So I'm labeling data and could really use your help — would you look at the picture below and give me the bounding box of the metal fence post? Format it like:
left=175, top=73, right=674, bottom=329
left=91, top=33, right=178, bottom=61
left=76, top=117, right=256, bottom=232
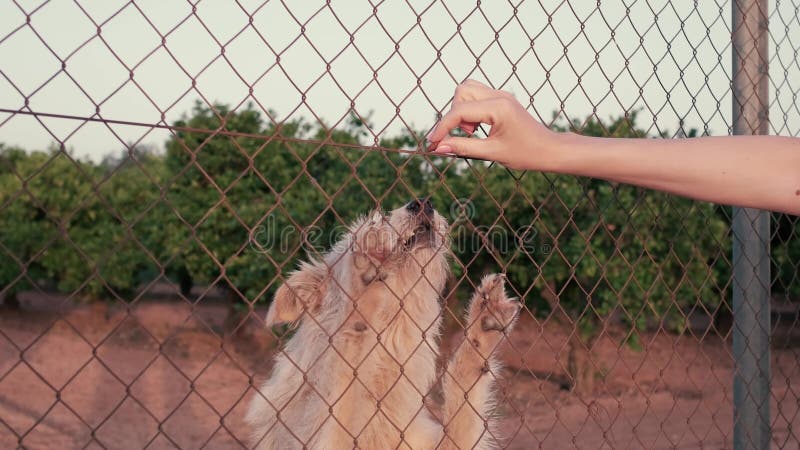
left=731, top=1, right=771, bottom=449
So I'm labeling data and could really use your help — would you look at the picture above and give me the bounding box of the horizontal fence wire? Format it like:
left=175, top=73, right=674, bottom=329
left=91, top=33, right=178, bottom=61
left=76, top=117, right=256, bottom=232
left=0, top=108, right=436, bottom=157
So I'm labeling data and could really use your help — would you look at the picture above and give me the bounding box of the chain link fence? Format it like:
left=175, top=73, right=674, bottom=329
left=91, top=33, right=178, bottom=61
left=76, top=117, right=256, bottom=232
left=0, top=0, right=798, bottom=448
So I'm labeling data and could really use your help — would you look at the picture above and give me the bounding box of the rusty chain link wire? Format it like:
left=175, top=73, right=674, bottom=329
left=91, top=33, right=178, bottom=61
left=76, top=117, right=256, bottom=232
left=0, top=0, right=798, bottom=448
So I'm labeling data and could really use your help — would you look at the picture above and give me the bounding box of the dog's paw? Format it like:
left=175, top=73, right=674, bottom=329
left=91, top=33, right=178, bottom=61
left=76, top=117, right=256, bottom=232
left=466, top=274, right=520, bottom=349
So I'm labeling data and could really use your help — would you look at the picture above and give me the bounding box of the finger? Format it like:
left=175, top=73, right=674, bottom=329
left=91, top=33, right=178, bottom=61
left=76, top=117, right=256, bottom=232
left=453, top=79, right=496, bottom=103
left=461, top=79, right=489, bottom=88
left=448, top=84, right=488, bottom=136
left=427, top=98, right=504, bottom=143
left=427, top=81, right=513, bottom=144
left=458, top=80, right=515, bottom=103
left=459, top=122, right=478, bottom=135
left=433, top=136, right=494, bottom=160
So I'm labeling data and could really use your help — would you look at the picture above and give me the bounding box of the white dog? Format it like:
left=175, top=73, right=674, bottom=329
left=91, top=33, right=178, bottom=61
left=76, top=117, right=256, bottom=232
left=246, top=199, right=519, bottom=449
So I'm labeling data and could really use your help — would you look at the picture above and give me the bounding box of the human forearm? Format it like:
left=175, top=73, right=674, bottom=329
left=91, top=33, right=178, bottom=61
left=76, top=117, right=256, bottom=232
left=552, top=133, right=800, bottom=215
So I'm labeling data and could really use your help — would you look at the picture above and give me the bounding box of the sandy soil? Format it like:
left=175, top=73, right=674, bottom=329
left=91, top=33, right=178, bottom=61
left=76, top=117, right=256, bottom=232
left=0, top=290, right=798, bottom=449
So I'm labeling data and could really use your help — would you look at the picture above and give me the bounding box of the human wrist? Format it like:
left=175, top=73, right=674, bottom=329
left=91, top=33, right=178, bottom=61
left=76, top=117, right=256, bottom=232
left=539, top=131, right=586, bottom=174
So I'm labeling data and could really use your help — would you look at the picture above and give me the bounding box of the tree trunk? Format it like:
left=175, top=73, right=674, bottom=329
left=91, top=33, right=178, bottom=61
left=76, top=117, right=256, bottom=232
left=541, top=280, right=598, bottom=395
left=1, top=291, right=20, bottom=309
left=566, top=331, right=596, bottom=396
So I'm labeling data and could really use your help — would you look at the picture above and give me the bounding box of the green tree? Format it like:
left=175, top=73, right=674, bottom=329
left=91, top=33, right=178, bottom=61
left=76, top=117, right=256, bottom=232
left=0, top=146, right=54, bottom=305
left=163, top=102, right=283, bottom=318
left=0, top=144, right=160, bottom=302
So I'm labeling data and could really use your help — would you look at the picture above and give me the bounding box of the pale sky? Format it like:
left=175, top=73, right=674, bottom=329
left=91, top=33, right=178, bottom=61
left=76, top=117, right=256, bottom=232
left=1, top=0, right=798, bottom=162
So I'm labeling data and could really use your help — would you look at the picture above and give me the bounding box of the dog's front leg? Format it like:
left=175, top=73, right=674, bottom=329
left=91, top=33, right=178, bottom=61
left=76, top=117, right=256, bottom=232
left=439, top=274, right=520, bottom=450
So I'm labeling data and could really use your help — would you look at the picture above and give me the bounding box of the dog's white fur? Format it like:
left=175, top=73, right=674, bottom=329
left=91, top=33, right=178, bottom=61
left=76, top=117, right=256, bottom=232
left=246, top=204, right=519, bottom=449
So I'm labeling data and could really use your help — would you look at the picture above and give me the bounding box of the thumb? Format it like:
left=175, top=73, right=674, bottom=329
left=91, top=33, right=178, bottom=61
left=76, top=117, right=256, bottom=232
left=434, top=136, right=494, bottom=160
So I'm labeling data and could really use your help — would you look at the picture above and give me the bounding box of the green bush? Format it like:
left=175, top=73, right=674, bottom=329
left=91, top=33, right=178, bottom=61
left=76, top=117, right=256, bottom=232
left=0, top=145, right=161, bottom=300
left=773, top=213, right=800, bottom=299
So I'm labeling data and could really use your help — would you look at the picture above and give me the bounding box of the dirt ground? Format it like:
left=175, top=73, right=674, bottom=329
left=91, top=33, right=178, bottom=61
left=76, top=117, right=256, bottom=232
left=0, top=289, right=798, bottom=450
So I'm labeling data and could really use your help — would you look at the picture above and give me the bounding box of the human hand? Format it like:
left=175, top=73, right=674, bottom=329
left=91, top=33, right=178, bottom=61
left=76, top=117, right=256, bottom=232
left=426, top=80, right=563, bottom=171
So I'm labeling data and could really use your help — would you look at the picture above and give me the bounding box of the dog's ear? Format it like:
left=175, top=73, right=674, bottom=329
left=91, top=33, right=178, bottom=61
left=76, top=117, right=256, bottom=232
left=265, top=261, right=327, bottom=327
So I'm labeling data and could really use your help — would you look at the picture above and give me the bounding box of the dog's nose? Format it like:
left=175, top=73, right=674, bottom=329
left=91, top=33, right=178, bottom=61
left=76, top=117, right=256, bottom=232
left=406, top=197, right=434, bottom=216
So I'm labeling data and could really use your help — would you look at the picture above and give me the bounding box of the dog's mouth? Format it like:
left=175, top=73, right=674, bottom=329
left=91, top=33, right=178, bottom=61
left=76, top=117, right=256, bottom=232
left=402, top=221, right=434, bottom=250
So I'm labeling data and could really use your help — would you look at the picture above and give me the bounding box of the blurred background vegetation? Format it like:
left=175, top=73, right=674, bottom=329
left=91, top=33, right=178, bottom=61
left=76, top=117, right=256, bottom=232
left=1, top=103, right=798, bottom=392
